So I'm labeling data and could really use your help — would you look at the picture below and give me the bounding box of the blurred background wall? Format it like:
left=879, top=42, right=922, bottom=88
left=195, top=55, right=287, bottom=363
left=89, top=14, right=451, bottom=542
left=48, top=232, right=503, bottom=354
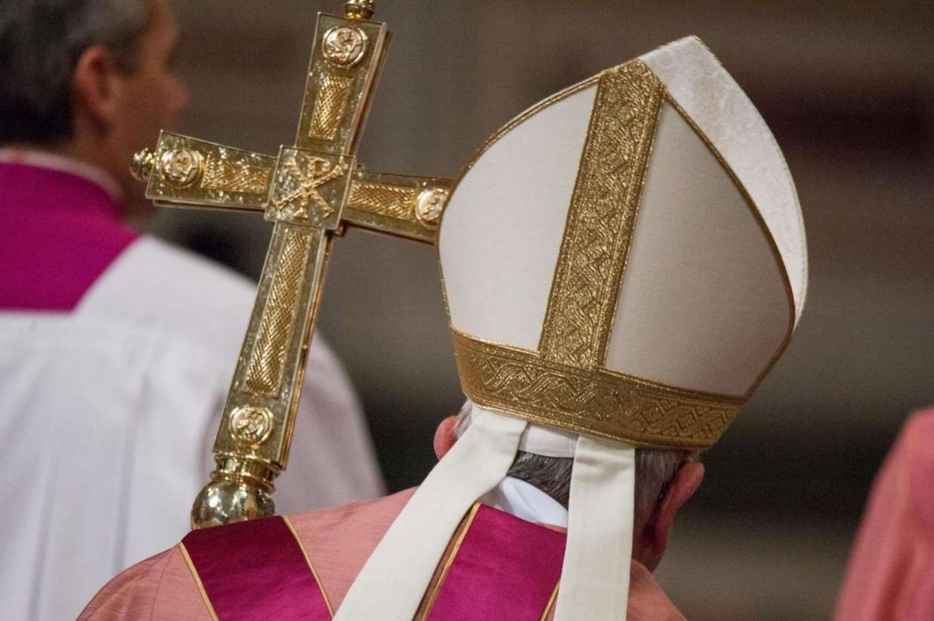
left=150, top=1, right=934, bottom=618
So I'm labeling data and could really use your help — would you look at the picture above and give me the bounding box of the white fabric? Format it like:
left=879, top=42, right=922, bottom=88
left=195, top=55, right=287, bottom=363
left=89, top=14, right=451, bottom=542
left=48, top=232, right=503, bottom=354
left=480, top=476, right=569, bottom=528
left=553, top=437, right=636, bottom=621
left=641, top=37, right=808, bottom=323
left=334, top=407, right=527, bottom=621
left=0, top=236, right=384, bottom=621
left=605, top=103, right=791, bottom=396
left=441, top=86, right=597, bottom=350
left=520, top=423, right=578, bottom=458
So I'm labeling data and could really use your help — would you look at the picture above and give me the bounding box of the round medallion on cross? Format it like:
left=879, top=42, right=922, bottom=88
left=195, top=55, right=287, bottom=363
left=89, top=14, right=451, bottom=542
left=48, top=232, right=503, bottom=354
left=229, top=406, right=275, bottom=447
left=415, top=187, right=448, bottom=229
left=322, top=26, right=369, bottom=69
left=159, top=148, right=204, bottom=188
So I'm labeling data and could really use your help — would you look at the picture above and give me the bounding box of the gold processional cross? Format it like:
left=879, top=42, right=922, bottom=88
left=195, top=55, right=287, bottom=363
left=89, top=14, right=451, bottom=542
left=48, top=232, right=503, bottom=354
left=131, top=0, right=451, bottom=529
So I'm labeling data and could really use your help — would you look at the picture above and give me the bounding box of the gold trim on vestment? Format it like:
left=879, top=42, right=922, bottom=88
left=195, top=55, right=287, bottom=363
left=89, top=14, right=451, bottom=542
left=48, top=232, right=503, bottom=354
left=539, top=60, right=664, bottom=370
left=282, top=516, right=336, bottom=617
left=414, top=503, right=481, bottom=620
left=540, top=582, right=560, bottom=621
left=178, top=543, right=221, bottom=621
left=454, top=330, right=742, bottom=449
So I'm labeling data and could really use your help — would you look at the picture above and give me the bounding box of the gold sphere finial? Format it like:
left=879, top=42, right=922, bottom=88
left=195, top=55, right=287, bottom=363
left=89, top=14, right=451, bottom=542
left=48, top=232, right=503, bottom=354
left=344, top=0, right=374, bottom=20
left=130, top=148, right=155, bottom=182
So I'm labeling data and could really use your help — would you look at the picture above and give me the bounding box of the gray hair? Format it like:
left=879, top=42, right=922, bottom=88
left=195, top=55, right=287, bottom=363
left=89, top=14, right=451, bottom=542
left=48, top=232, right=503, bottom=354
left=454, top=404, right=694, bottom=527
left=0, top=0, right=151, bottom=144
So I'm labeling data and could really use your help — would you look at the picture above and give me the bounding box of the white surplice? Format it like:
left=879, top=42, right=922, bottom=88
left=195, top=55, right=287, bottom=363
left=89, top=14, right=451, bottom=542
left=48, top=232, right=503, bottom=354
left=0, top=231, right=384, bottom=621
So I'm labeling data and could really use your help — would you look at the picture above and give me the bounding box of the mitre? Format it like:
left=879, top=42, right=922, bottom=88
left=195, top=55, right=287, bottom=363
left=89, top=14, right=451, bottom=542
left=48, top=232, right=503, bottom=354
left=335, top=35, right=806, bottom=621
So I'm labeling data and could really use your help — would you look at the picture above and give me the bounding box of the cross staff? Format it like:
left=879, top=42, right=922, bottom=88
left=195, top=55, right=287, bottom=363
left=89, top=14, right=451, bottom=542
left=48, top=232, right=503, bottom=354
left=131, top=0, right=451, bottom=529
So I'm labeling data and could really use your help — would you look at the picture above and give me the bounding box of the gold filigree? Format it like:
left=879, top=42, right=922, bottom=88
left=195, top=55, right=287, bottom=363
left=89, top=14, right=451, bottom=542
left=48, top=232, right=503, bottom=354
left=242, top=229, right=313, bottom=397
left=454, top=331, right=742, bottom=449
left=269, top=150, right=348, bottom=226
left=310, top=72, right=354, bottom=141
left=201, top=157, right=272, bottom=195
left=348, top=182, right=417, bottom=219
left=538, top=60, right=665, bottom=370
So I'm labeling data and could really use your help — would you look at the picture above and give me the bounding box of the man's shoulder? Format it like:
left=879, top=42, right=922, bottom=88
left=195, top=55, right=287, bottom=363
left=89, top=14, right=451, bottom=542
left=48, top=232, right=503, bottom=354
left=79, top=546, right=208, bottom=621
left=287, top=487, right=416, bottom=542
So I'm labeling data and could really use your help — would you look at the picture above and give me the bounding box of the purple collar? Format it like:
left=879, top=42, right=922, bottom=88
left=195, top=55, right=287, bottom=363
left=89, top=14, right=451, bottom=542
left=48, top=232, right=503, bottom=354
left=0, top=163, right=138, bottom=311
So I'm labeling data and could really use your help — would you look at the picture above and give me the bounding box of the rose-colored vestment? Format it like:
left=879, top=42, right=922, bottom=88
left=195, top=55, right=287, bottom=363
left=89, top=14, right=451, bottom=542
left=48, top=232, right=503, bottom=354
left=834, top=408, right=934, bottom=620
left=81, top=489, right=685, bottom=620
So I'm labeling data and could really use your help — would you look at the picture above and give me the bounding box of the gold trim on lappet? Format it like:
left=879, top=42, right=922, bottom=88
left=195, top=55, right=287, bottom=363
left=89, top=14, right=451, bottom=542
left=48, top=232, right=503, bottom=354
left=538, top=61, right=664, bottom=370
left=282, top=516, right=336, bottom=617
left=179, top=543, right=221, bottom=621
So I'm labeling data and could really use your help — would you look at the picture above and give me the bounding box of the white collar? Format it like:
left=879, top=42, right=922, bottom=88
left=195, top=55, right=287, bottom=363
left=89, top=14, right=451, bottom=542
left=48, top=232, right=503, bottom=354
left=480, top=476, right=568, bottom=528
left=0, top=148, right=123, bottom=203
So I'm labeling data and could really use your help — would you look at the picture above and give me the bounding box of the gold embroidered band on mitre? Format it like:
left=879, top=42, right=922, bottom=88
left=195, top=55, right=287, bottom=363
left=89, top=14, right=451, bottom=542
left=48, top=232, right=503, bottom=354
left=452, top=60, right=745, bottom=449
left=454, top=331, right=742, bottom=449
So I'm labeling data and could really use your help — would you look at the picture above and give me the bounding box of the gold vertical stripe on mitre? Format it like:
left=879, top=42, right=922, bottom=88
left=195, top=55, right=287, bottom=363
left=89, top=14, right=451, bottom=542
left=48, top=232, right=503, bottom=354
left=242, top=228, right=314, bottom=397
left=538, top=60, right=665, bottom=371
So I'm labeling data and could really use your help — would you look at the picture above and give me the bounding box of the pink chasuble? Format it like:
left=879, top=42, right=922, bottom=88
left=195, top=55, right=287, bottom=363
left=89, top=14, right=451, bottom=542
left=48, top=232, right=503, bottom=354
left=179, top=504, right=565, bottom=620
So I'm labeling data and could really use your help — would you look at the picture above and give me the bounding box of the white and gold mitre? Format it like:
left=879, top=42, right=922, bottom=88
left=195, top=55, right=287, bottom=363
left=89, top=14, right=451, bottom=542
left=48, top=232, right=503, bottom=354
left=334, top=37, right=807, bottom=621
left=441, top=36, right=806, bottom=449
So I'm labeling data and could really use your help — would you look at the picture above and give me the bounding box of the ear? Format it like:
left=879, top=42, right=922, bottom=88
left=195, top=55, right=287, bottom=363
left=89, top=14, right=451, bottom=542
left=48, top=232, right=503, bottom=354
left=72, top=44, right=120, bottom=131
left=639, top=461, right=704, bottom=570
left=433, top=416, right=459, bottom=460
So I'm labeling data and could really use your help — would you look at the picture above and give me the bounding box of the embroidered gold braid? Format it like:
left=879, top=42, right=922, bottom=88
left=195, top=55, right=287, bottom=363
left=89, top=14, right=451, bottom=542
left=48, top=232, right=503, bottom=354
left=538, top=60, right=665, bottom=370
left=201, top=157, right=272, bottom=194
left=309, top=73, right=353, bottom=141
left=348, top=182, right=418, bottom=220
left=242, top=229, right=313, bottom=397
left=455, top=331, right=742, bottom=449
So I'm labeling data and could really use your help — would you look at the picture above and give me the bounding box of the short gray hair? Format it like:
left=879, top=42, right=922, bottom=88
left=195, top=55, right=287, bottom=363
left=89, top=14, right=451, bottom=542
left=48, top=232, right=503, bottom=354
left=0, top=0, right=151, bottom=144
left=454, top=405, right=694, bottom=526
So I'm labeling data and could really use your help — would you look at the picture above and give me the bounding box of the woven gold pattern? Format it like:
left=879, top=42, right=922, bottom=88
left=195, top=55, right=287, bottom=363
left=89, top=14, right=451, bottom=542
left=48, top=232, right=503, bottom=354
left=348, top=182, right=417, bottom=219
left=242, top=229, right=313, bottom=397
left=539, top=60, right=665, bottom=370
left=310, top=73, right=354, bottom=141
left=202, top=156, right=272, bottom=195
left=454, top=331, right=742, bottom=449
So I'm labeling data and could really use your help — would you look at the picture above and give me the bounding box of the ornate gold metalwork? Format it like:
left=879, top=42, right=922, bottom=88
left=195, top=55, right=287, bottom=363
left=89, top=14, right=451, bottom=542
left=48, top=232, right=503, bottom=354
left=415, top=187, right=448, bottom=229
left=454, top=331, right=742, bottom=449
left=202, top=156, right=271, bottom=195
left=296, top=14, right=388, bottom=154
left=344, top=0, right=374, bottom=20
left=242, top=229, right=314, bottom=397
left=145, top=132, right=276, bottom=212
left=130, top=148, right=155, bottom=182
left=159, top=147, right=205, bottom=188
left=344, top=171, right=453, bottom=243
left=309, top=73, right=355, bottom=141
left=268, top=148, right=353, bottom=228
left=322, top=26, right=369, bottom=68
left=229, top=406, right=275, bottom=446
left=130, top=3, right=457, bottom=529
left=538, top=60, right=665, bottom=370
left=349, top=182, right=417, bottom=220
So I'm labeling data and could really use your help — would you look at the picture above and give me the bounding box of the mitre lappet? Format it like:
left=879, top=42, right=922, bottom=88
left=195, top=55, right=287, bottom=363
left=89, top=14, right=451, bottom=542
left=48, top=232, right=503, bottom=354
left=335, top=36, right=807, bottom=621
